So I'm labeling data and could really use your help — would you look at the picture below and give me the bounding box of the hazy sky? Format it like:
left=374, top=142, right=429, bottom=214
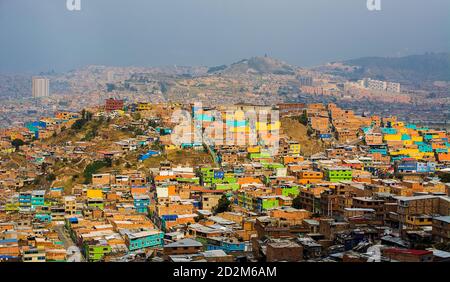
left=0, top=0, right=449, bottom=73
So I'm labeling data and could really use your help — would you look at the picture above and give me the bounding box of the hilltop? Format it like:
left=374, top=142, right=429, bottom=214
left=207, top=56, right=297, bottom=76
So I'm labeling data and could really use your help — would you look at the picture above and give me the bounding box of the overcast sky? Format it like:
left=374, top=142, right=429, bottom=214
left=0, top=0, right=448, bottom=73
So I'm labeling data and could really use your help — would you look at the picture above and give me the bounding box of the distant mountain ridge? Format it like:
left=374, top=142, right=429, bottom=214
left=341, top=53, right=450, bottom=83
left=207, top=56, right=296, bottom=75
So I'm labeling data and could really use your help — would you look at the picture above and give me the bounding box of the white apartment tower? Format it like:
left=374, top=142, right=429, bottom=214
left=32, top=77, right=50, bottom=98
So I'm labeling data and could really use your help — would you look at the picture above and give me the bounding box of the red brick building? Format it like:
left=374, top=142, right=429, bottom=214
left=105, top=98, right=124, bottom=112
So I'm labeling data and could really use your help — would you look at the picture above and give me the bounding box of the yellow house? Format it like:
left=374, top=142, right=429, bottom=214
left=87, top=189, right=103, bottom=199
left=405, top=215, right=432, bottom=227
left=289, top=143, right=301, bottom=154
left=0, top=147, right=16, bottom=154
left=411, top=136, right=423, bottom=142
left=248, top=146, right=260, bottom=153
left=256, top=122, right=268, bottom=131
left=403, top=140, right=413, bottom=146
left=137, top=102, right=152, bottom=111
left=268, top=121, right=281, bottom=130
left=164, top=144, right=178, bottom=151
left=230, top=126, right=250, bottom=133
left=384, top=134, right=402, bottom=141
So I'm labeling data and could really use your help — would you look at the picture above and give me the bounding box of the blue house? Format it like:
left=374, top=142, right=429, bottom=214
left=369, top=147, right=387, bottom=156
left=35, top=214, right=52, bottom=223
left=206, top=237, right=246, bottom=253
left=156, top=127, right=172, bottom=135
left=417, top=162, right=436, bottom=173
left=139, top=150, right=160, bottom=161
left=406, top=124, right=417, bottom=130
left=381, top=127, right=397, bottom=134
left=225, top=120, right=247, bottom=127
left=25, top=121, right=47, bottom=139
left=181, top=142, right=203, bottom=149
left=214, top=171, right=224, bottom=179
left=31, top=190, right=45, bottom=208
left=18, top=192, right=32, bottom=210
left=133, top=195, right=150, bottom=213
left=395, top=159, right=418, bottom=173
left=417, top=144, right=433, bottom=153
left=319, top=133, right=332, bottom=139
left=125, top=230, right=164, bottom=251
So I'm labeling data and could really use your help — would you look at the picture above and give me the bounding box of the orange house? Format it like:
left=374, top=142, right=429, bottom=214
left=269, top=208, right=311, bottom=225
left=237, top=177, right=262, bottom=185
left=297, top=171, right=323, bottom=185
left=154, top=175, right=177, bottom=182
left=283, top=155, right=304, bottom=165
left=131, top=187, right=148, bottom=195
left=437, top=153, right=450, bottom=162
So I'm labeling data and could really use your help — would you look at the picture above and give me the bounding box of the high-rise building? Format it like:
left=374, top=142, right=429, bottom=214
left=361, top=78, right=401, bottom=93
left=298, top=76, right=313, bottom=86
left=32, top=77, right=50, bottom=98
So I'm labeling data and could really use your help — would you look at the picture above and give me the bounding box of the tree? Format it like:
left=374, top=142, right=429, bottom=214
left=292, top=195, right=302, bottom=209
left=438, top=173, right=450, bottom=183
left=298, top=111, right=308, bottom=126
left=11, top=139, right=24, bottom=150
left=83, top=159, right=110, bottom=184
left=71, top=118, right=87, bottom=130
left=214, top=195, right=231, bottom=214
left=148, top=119, right=159, bottom=128
left=46, top=173, right=56, bottom=182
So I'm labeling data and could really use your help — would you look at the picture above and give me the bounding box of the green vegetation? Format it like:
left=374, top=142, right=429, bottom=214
left=292, top=195, right=302, bottom=209
left=297, top=111, right=308, bottom=126
left=46, top=173, right=56, bottom=182
left=214, top=195, right=231, bottom=214
left=207, top=64, right=228, bottom=74
left=151, top=139, right=164, bottom=151
left=434, top=242, right=450, bottom=252
left=71, top=109, right=93, bottom=131
left=439, top=173, right=450, bottom=183
left=83, top=159, right=112, bottom=184
left=11, top=138, right=24, bottom=150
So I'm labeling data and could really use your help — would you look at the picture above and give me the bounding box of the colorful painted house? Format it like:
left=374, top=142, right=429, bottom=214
left=125, top=230, right=164, bottom=251
left=133, top=194, right=150, bottom=213
left=324, top=167, right=353, bottom=182
left=84, top=243, right=112, bottom=262
left=31, top=190, right=45, bottom=208
left=206, top=237, right=246, bottom=253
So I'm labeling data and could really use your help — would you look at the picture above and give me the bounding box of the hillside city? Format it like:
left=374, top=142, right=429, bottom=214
left=1, top=55, right=449, bottom=130
left=0, top=80, right=450, bottom=262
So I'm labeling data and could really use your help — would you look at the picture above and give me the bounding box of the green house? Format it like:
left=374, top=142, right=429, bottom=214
left=256, top=196, right=279, bottom=212
left=215, top=183, right=240, bottom=191
left=84, top=243, right=112, bottom=262
left=280, top=186, right=300, bottom=197
left=325, top=167, right=353, bottom=182
left=87, top=198, right=105, bottom=210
